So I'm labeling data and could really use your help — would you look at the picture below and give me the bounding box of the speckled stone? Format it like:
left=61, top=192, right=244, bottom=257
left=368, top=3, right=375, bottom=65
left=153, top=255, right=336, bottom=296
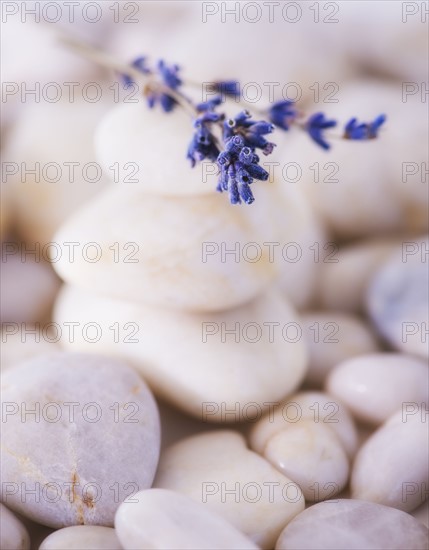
left=275, top=499, right=429, bottom=550
left=1, top=353, right=160, bottom=528
left=115, top=489, right=258, bottom=550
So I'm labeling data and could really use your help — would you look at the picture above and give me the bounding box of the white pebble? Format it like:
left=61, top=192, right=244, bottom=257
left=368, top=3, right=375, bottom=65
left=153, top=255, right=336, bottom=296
left=53, top=185, right=280, bottom=312
left=249, top=391, right=358, bottom=459
left=258, top=419, right=349, bottom=501
left=367, top=237, right=429, bottom=359
left=154, top=431, right=304, bottom=549
left=301, top=311, right=380, bottom=386
left=39, top=526, right=121, bottom=550
left=0, top=504, right=30, bottom=550
left=54, top=285, right=308, bottom=421
left=1, top=353, right=160, bottom=527
left=275, top=499, right=429, bottom=550
left=326, top=353, right=429, bottom=425
left=351, top=408, right=429, bottom=512
left=115, top=488, right=258, bottom=550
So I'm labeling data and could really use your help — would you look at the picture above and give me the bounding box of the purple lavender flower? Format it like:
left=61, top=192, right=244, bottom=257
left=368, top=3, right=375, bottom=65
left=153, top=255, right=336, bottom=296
left=212, top=80, right=241, bottom=98
left=307, top=112, right=337, bottom=150
left=187, top=111, right=222, bottom=167
left=216, top=135, right=269, bottom=205
left=268, top=100, right=297, bottom=131
left=224, top=110, right=276, bottom=155
left=344, top=114, right=386, bottom=140
left=121, top=56, right=150, bottom=87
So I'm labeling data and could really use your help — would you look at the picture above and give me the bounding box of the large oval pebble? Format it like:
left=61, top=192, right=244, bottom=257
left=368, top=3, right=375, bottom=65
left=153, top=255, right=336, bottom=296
left=115, top=488, right=258, bottom=550
left=54, top=285, right=307, bottom=421
left=275, top=499, right=429, bottom=550
left=154, top=431, right=304, bottom=549
left=39, top=526, right=121, bottom=550
left=326, top=353, right=428, bottom=424
left=351, top=408, right=428, bottom=512
left=1, top=353, right=160, bottom=527
left=0, top=504, right=30, bottom=550
left=53, top=185, right=278, bottom=312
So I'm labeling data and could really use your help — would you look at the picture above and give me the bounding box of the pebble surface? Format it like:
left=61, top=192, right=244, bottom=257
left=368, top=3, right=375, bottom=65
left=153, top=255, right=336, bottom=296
left=154, top=431, right=304, bottom=549
left=115, top=488, right=259, bottom=550
left=275, top=499, right=429, bottom=550
left=351, top=408, right=428, bottom=512
left=38, top=526, right=122, bottom=550
left=326, top=352, right=429, bottom=425
left=1, top=353, right=160, bottom=528
left=0, top=504, right=30, bottom=550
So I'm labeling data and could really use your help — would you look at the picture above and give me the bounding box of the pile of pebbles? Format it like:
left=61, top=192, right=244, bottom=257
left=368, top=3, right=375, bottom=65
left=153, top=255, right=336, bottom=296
left=1, top=5, right=428, bottom=549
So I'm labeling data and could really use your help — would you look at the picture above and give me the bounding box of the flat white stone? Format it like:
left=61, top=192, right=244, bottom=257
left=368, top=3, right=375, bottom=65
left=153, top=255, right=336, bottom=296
left=326, top=352, right=429, bottom=425
left=316, top=238, right=401, bottom=313
left=0, top=253, right=61, bottom=323
left=154, top=431, right=304, bottom=549
left=53, top=184, right=281, bottom=312
left=261, top=419, right=349, bottom=501
left=39, top=526, right=122, bottom=550
left=275, top=499, right=429, bottom=550
left=1, top=353, right=160, bottom=528
left=301, top=311, right=380, bottom=387
left=249, top=391, right=358, bottom=459
left=54, top=285, right=308, bottom=421
left=351, top=409, right=429, bottom=512
left=367, top=237, right=429, bottom=359
left=115, top=488, right=258, bottom=550
left=0, top=504, right=30, bottom=550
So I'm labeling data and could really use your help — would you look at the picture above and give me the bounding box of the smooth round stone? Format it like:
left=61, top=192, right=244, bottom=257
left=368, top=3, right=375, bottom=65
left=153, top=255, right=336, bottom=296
left=249, top=391, right=358, bottom=459
left=351, top=408, right=429, bottom=512
left=1, top=353, right=160, bottom=528
left=367, top=237, right=429, bottom=359
left=326, top=353, right=429, bottom=425
left=287, top=81, right=428, bottom=238
left=301, top=311, right=380, bottom=387
left=4, top=97, right=110, bottom=245
left=154, top=431, right=304, bottom=549
left=39, top=526, right=121, bottom=550
left=95, top=101, right=218, bottom=196
left=260, top=419, right=349, bottom=501
left=275, top=499, right=429, bottom=550
left=53, top=185, right=280, bottom=312
left=0, top=253, right=61, bottom=323
left=115, top=488, right=258, bottom=550
left=0, top=504, right=30, bottom=550
left=54, top=285, right=308, bottom=421
left=316, top=238, right=401, bottom=313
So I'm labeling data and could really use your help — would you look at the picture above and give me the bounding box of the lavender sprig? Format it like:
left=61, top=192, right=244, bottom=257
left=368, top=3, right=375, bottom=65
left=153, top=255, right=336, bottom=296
left=59, top=37, right=387, bottom=206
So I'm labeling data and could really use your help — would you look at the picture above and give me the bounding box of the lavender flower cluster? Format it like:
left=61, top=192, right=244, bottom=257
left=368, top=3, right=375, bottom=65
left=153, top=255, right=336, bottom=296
left=122, top=58, right=386, bottom=205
